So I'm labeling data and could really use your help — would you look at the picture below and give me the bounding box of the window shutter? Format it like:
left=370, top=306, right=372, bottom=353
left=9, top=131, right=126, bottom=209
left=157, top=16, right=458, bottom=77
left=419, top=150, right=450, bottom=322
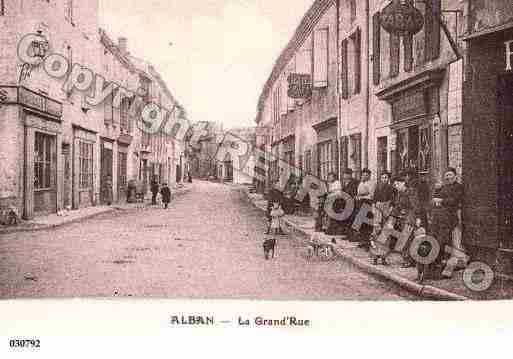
left=280, top=77, right=288, bottom=115
left=340, top=136, right=348, bottom=172
left=389, top=32, right=400, bottom=78
left=312, top=145, right=319, bottom=178
left=332, top=138, right=339, bottom=179
left=403, top=0, right=414, bottom=72
left=425, top=0, right=441, bottom=62
left=341, top=39, right=348, bottom=99
left=314, top=28, right=329, bottom=88
left=353, top=28, right=362, bottom=94
left=372, top=12, right=381, bottom=85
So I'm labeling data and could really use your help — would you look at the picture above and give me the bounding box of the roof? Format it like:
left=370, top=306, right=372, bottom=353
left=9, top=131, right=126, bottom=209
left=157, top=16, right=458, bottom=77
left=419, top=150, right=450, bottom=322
left=255, top=0, right=336, bottom=124
left=99, top=28, right=137, bottom=73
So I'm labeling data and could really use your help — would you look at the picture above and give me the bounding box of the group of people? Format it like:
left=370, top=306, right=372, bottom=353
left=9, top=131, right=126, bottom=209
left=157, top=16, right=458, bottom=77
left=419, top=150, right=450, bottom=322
left=265, top=166, right=464, bottom=282
left=324, top=167, right=464, bottom=281
left=150, top=178, right=172, bottom=209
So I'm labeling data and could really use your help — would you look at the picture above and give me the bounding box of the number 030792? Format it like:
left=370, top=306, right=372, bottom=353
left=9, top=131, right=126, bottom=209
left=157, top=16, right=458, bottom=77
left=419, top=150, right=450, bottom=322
left=9, top=339, right=41, bottom=348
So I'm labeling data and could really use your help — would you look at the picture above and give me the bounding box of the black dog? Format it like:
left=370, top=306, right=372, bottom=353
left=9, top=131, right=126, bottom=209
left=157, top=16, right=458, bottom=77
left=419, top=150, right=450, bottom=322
left=263, top=238, right=276, bottom=260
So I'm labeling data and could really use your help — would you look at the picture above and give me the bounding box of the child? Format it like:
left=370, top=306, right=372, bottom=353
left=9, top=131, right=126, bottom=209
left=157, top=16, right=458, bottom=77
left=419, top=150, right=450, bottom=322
left=267, top=202, right=285, bottom=235
left=160, top=183, right=171, bottom=209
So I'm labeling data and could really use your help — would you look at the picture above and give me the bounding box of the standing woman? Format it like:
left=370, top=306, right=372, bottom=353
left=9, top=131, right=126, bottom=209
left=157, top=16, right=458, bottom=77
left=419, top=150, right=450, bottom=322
left=430, top=167, right=464, bottom=278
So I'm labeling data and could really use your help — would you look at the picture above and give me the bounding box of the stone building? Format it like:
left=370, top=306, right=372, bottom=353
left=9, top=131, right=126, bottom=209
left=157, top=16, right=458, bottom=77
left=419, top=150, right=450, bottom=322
left=461, top=0, right=513, bottom=274
left=256, top=0, right=339, bottom=190
left=368, top=0, right=465, bottom=187
left=99, top=30, right=139, bottom=204
left=0, top=0, right=188, bottom=219
left=0, top=0, right=102, bottom=218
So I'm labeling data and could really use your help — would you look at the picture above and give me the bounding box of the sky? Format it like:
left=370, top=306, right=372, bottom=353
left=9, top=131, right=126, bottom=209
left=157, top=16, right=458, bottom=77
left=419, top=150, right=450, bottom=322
left=99, top=0, right=314, bottom=130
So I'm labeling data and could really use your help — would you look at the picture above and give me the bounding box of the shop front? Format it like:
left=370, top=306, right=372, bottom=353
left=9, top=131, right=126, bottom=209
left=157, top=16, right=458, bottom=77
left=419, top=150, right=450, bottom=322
left=377, top=69, right=445, bottom=186
left=73, top=125, right=97, bottom=209
left=0, top=86, right=63, bottom=220
left=463, top=27, right=513, bottom=273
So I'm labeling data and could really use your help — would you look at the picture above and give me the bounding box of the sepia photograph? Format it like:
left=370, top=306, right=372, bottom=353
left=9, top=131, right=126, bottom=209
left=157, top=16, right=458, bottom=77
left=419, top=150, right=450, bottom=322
left=1, top=0, right=513, bottom=308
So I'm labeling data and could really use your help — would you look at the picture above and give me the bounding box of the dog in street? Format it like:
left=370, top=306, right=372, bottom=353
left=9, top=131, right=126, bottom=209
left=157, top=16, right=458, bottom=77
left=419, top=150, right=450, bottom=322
left=263, top=237, right=276, bottom=260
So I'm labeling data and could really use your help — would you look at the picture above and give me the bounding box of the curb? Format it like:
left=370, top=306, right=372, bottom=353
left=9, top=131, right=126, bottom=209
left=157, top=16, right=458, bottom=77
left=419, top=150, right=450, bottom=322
left=241, top=188, right=469, bottom=301
left=0, top=208, right=116, bottom=235
left=0, top=187, right=193, bottom=236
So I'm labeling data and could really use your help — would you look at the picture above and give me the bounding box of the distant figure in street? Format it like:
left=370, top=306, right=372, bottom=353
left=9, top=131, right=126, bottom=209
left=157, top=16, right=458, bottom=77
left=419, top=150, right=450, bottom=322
left=150, top=177, right=159, bottom=205
left=187, top=172, right=193, bottom=183
left=160, top=183, right=171, bottom=209
left=102, top=176, right=113, bottom=206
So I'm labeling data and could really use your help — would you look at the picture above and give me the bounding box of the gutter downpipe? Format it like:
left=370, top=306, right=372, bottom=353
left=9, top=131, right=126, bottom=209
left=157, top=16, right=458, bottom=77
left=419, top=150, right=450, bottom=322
left=364, top=0, right=370, bottom=169
left=337, top=0, right=341, bottom=175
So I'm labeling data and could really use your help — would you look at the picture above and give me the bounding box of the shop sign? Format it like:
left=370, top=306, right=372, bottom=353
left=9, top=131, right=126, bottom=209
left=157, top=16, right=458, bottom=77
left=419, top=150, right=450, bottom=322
left=287, top=73, right=312, bottom=99
left=380, top=1, right=424, bottom=36
left=19, top=87, right=62, bottom=118
left=505, top=40, right=513, bottom=71
left=392, top=90, right=427, bottom=122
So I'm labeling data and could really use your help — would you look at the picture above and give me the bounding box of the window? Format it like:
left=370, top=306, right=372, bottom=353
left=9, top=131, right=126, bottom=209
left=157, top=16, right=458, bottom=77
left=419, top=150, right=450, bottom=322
left=79, top=141, right=93, bottom=189
left=34, top=133, right=55, bottom=190
left=1, top=0, right=5, bottom=16
left=65, top=0, right=74, bottom=24
left=305, top=150, right=312, bottom=174
left=350, top=28, right=361, bottom=94
left=340, top=39, right=349, bottom=99
left=120, top=97, right=130, bottom=133
left=350, top=134, right=362, bottom=180
left=372, top=12, right=381, bottom=85
left=424, top=0, right=441, bottom=62
left=104, top=93, right=113, bottom=124
left=350, top=0, right=356, bottom=22
left=318, top=141, right=333, bottom=181
left=313, top=28, right=329, bottom=88
left=118, top=151, right=128, bottom=189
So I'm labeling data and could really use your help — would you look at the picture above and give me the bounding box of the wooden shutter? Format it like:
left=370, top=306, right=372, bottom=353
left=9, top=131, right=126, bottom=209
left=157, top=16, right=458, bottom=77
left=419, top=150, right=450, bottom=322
left=312, top=144, right=319, bottom=178
left=354, top=28, right=362, bottom=94
left=372, top=12, right=381, bottom=85
left=314, top=28, right=329, bottom=88
left=332, top=138, right=339, bottom=179
left=389, top=32, right=400, bottom=78
left=341, top=39, right=348, bottom=99
left=403, top=0, right=414, bottom=72
left=425, top=0, right=441, bottom=62
left=340, top=136, right=348, bottom=172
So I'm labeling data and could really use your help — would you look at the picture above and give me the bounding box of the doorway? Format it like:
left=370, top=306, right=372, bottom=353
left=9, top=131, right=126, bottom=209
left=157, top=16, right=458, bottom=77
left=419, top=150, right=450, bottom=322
left=498, top=75, right=513, bottom=245
left=62, top=144, right=72, bottom=209
left=100, top=140, right=113, bottom=204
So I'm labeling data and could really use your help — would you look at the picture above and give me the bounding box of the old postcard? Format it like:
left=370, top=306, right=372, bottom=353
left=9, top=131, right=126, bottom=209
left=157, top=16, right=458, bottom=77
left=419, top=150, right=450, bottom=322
left=1, top=0, right=513, bottom=352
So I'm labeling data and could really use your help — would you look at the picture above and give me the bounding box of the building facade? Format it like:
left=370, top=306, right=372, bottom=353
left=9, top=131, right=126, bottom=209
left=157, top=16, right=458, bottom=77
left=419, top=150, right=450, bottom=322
left=0, top=0, right=188, bottom=219
left=0, top=0, right=102, bottom=218
left=256, top=0, right=339, bottom=192
left=461, top=0, right=513, bottom=274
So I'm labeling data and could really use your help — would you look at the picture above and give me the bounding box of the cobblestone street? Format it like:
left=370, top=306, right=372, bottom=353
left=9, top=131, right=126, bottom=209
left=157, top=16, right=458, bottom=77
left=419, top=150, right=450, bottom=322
left=0, top=181, right=415, bottom=300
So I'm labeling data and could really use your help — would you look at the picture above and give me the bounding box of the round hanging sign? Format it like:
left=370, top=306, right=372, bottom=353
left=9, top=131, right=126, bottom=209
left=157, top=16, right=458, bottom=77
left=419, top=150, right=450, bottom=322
left=380, top=1, right=424, bottom=36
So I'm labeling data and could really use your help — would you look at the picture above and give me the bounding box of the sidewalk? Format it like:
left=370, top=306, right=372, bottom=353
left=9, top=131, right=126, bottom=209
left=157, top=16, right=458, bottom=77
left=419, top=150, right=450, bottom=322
left=241, top=188, right=513, bottom=301
left=0, top=184, right=192, bottom=235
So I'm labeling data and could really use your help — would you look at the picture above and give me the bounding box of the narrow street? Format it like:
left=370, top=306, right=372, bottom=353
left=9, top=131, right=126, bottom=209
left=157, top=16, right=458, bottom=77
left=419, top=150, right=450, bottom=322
left=0, top=181, right=415, bottom=300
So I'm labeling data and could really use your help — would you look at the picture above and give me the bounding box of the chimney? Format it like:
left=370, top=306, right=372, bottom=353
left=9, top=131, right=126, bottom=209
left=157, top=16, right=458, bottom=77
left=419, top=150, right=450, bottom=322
left=118, top=37, right=128, bottom=55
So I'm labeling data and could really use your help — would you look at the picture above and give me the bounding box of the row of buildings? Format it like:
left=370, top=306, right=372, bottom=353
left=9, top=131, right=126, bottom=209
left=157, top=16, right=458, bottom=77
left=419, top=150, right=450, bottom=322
left=255, top=0, right=513, bottom=274
left=189, top=122, right=256, bottom=185
left=0, top=0, right=190, bottom=220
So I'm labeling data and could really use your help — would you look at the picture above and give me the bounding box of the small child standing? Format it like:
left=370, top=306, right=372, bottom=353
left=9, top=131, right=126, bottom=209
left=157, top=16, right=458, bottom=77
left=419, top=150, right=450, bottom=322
left=267, top=202, right=285, bottom=235
left=160, top=183, right=171, bottom=209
